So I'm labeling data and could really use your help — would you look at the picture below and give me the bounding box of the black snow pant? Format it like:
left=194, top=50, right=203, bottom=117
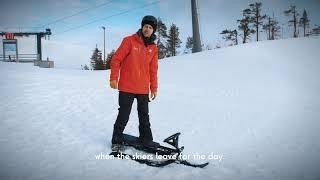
left=111, top=91, right=153, bottom=144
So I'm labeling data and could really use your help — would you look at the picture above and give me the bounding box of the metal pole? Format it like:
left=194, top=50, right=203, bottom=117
left=101, top=26, right=106, bottom=64
left=37, top=34, right=42, bottom=60
left=2, top=40, right=5, bottom=61
left=191, top=0, right=201, bottom=53
left=16, top=40, right=19, bottom=62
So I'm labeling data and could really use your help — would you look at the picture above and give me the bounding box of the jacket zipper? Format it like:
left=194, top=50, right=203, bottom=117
left=143, top=46, right=147, bottom=81
left=138, top=46, right=147, bottom=80
left=138, top=46, right=141, bottom=78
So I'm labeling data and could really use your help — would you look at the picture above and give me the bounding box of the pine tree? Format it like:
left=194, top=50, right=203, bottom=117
left=95, top=58, right=105, bottom=70
left=90, top=46, right=104, bottom=70
left=284, top=5, right=299, bottom=38
left=238, top=9, right=255, bottom=44
left=166, top=23, right=182, bottom=57
left=263, top=16, right=272, bottom=40
left=184, top=36, right=193, bottom=54
left=90, top=48, right=98, bottom=69
left=270, top=17, right=280, bottom=40
left=83, top=64, right=89, bottom=70
left=157, top=17, right=168, bottom=59
left=248, top=2, right=267, bottom=41
left=105, top=50, right=115, bottom=70
left=233, top=30, right=238, bottom=45
left=263, top=14, right=280, bottom=40
left=220, top=29, right=238, bottom=45
left=299, top=9, right=310, bottom=37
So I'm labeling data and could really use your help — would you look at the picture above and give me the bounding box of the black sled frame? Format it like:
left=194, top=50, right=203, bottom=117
left=110, top=132, right=209, bottom=168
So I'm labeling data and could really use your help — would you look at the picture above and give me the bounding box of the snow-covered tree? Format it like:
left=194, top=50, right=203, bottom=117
left=238, top=9, right=255, bottom=44
left=284, top=5, right=299, bottom=38
left=248, top=2, right=267, bottom=41
left=299, top=9, right=310, bottom=37
left=220, top=29, right=238, bottom=45
left=263, top=15, right=280, bottom=40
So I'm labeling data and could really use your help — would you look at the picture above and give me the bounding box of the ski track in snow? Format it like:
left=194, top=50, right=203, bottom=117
left=1, top=37, right=320, bottom=180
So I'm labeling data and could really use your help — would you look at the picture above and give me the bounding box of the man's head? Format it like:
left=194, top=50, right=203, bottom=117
left=141, top=15, right=157, bottom=38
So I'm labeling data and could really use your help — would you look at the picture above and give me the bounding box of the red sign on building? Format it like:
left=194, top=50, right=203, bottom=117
left=5, top=33, right=14, bottom=39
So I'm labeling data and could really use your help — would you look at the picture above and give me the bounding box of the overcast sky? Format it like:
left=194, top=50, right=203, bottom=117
left=0, top=0, right=319, bottom=54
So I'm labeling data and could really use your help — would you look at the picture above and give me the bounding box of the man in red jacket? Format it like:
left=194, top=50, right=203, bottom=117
left=110, top=15, right=159, bottom=148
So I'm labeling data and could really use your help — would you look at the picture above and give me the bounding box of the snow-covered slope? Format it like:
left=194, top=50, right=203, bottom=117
left=0, top=37, right=319, bottom=180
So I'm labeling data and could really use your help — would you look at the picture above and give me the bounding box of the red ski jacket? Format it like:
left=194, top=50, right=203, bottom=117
left=110, top=33, right=158, bottom=94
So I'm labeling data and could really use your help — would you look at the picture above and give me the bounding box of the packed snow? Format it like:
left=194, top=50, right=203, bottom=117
left=0, top=37, right=320, bottom=180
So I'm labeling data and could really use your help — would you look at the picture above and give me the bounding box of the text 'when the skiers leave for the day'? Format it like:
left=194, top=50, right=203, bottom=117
left=95, top=152, right=224, bottom=162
